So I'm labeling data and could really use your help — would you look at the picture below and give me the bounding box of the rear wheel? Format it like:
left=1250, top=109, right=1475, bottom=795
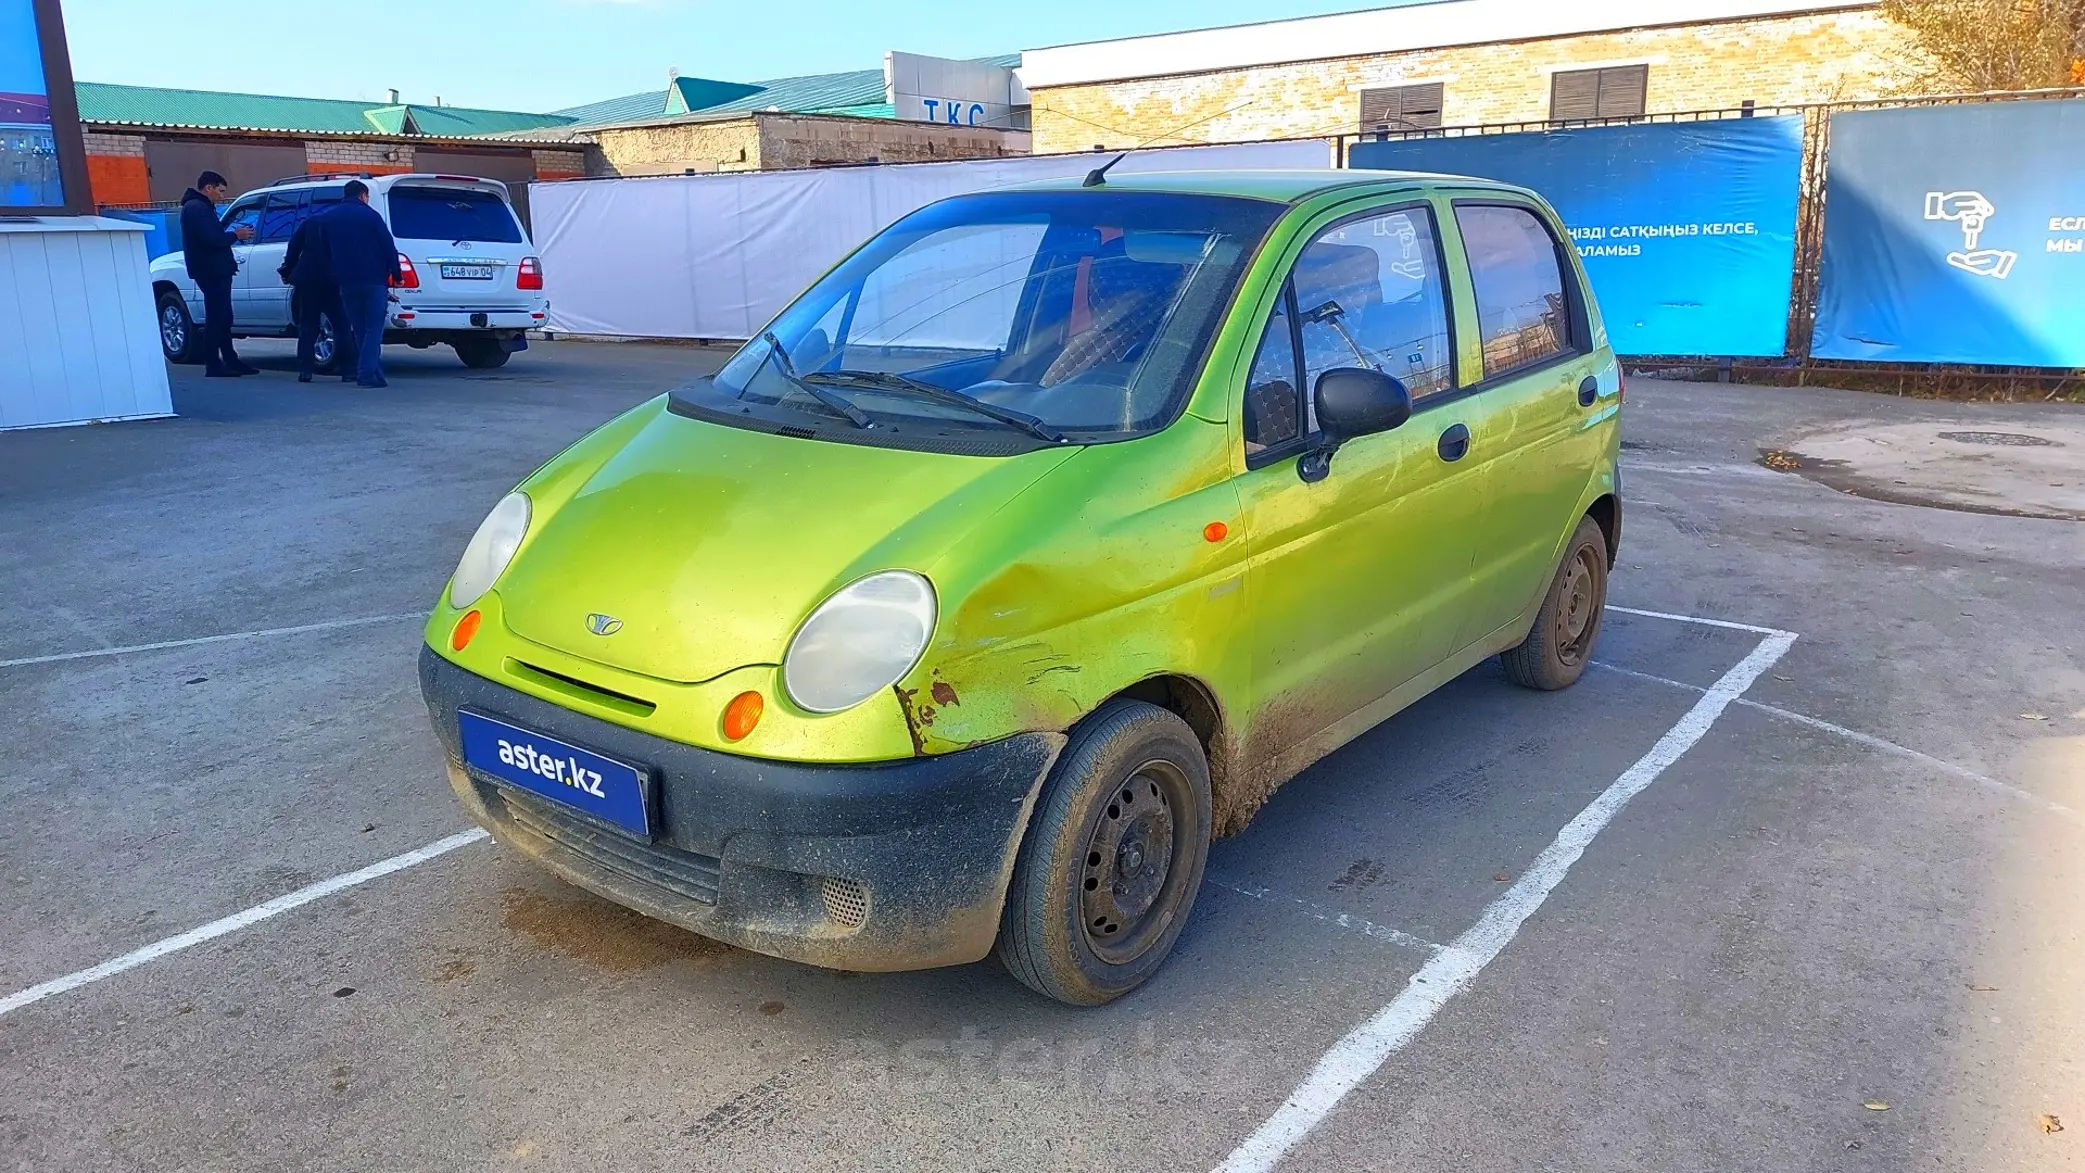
left=996, top=700, right=1211, bottom=1006
left=313, top=312, right=343, bottom=374
left=454, top=337, right=511, bottom=369
left=1501, top=516, right=1609, bottom=691
left=157, top=291, right=203, bottom=364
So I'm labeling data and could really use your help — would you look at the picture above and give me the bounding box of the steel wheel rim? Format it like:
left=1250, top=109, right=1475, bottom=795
left=1555, top=546, right=1600, bottom=666
left=1079, top=758, right=1194, bottom=966
left=160, top=304, right=186, bottom=354
left=314, top=319, right=336, bottom=366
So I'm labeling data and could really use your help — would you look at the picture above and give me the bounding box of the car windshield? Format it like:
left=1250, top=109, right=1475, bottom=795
left=388, top=185, right=523, bottom=243
left=706, top=190, right=1283, bottom=445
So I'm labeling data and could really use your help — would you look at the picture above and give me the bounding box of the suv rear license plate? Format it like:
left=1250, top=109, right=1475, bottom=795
left=441, top=264, right=497, bottom=280
left=458, top=711, right=650, bottom=836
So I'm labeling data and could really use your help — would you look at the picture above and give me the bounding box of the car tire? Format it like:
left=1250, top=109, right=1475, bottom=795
left=1501, top=515, right=1609, bottom=691
left=995, top=699, right=1211, bottom=1006
left=314, top=311, right=344, bottom=375
left=455, top=338, right=511, bottom=369
left=157, top=290, right=204, bottom=364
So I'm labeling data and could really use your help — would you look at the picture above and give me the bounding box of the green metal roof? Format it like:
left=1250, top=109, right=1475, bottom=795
left=73, top=82, right=574, bottom=138
left=553, top=54, right=1021, bottom=128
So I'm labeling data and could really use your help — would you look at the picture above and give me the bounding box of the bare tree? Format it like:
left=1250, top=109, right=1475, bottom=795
left=1882, top=0, right=2085, bottom=90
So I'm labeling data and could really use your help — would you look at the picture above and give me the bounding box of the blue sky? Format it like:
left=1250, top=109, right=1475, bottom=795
left=60, top=0, right=1394, bottom=112
left=2, top=0, right=52, bottom=95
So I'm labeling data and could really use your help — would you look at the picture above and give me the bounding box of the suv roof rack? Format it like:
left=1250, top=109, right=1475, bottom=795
left=259, top=171, right=375, bottom=189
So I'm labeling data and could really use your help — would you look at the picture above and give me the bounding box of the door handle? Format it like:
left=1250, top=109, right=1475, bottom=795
left=1577, top=376, right=1599, bottom=407
left=1437, top=423, right=1470, bottom=463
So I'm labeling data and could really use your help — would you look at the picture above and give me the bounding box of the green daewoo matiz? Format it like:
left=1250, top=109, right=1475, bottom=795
left=419, top=168, right=1622, bottom=1004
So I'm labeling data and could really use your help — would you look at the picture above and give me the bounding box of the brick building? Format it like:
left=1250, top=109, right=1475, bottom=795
left=1018, top=0, right=1922, bottom=153
left=545, top=59, right=1030, bottom=176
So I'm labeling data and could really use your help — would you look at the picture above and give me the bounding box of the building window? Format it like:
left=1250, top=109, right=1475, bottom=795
left=1358, top=83, right=1444, bottom=133
left=1548, top=65, right=1648, bottom=122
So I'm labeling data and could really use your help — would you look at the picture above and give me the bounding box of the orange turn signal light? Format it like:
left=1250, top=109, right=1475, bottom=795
left=722, top=690, right=764, bottom=741
left=450, top=609, right=482, bottom=651
left=1203, top=521, right=1229, bottom=543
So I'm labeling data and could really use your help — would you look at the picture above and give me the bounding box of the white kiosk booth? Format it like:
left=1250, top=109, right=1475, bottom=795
left=2, top=0, right=172, bottom=431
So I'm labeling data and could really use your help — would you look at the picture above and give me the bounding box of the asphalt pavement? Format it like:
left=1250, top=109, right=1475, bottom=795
left=1, top=341, right=2078, bottom=1172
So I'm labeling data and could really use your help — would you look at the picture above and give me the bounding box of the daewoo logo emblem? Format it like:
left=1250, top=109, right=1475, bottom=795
left=585, top=613, right=623, bottom=636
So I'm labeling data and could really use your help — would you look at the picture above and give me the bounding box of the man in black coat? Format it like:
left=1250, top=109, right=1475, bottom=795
left=278, top=207, right=353, bottom=383
left=178, top=171, right=257, bottom=377
left=322, top=180, right=404, bottom=388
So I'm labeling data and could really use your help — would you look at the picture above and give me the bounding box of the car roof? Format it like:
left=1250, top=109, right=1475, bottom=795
left=239, top=172, right=513, bottom=197
left=998, top=167, right=1535, bottom=203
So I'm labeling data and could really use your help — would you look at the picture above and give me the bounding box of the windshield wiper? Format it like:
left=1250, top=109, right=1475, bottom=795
left=805, top=369, right=1065, bottom=443
left=758, top=332, right=873, bottom=429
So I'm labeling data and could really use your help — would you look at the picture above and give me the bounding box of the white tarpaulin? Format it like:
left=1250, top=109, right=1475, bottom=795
left=530, top=140, right=1336, bottom=340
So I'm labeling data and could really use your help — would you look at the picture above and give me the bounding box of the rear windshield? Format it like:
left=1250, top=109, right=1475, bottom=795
left=387, top=185, right=523, bottom=243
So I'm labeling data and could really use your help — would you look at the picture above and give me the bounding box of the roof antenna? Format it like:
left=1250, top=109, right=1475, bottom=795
left=1082, top=152, right=1127, bottom=188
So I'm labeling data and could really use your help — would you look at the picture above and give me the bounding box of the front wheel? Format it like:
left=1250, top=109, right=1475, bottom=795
left=157, top=291, right=203, bottom=364
left=454, top=337, right=511, bottom=369
left=1501, top=515, right=1609, bottom=690
left=996, top=700, right=1211, bottom=1006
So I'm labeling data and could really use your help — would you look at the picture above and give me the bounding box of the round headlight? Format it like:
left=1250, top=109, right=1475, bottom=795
left=448, top=491, right=531, bottom=609
left=783, top=571, right=937, bottom=714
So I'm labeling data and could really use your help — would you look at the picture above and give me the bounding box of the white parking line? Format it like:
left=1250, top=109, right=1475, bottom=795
left=1594, top=661, right=2084, bottom=829
left=1606, top=603, right=1793, bottom=637
left=0, top=612, right=427, bottom=670
left=1212, top=624, right=1797, bottom=1173
left=0, top=829, right=488, bottom=1020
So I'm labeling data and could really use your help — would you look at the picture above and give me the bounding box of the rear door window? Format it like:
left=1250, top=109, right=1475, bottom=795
left=1454, top=204, right=1578, bottom=379
left=258, top=191, right=305, bottom=243
left=387, top=185, right=523, bottom=243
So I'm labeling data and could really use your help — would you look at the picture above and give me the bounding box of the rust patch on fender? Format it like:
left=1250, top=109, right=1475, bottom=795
left=893, top=685, right=930, bottom=754
left=501, top=886, right=725, bottom=972
left=930, top=680, right=959, bottom=707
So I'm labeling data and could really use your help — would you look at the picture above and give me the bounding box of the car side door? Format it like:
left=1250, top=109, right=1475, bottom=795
left=220, top=196, right=265, bottom=324
left=244, top=189, right=307, bottom=330
left=1231, top=197, right=1487, bottom=773
left=1445, top=199, right=1615, bottom=643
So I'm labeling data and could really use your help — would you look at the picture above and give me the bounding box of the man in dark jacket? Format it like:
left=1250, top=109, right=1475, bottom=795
left=278, top=208, right=352, bottom=383
left=178, top=171, right=257, bottom=377
left=322, top=180, right=403, bottom=388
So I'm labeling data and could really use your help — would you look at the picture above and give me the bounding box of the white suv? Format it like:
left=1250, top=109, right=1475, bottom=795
left=150, top=172, right=549, bottom=371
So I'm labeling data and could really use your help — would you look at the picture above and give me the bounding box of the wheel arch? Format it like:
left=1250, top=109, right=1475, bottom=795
left=1585, top=493, right=1620, bottom=568
left=1096, top=672, right=1235, bottom=841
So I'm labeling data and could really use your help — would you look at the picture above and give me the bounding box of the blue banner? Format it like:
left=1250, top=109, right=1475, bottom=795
left=1812, top=100, right=2085, bottom=366
left=1350, top=117, right=1803, bottom=356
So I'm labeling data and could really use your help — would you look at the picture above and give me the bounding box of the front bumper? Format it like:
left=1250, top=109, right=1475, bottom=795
left=419, top=647, right=1061, bottom=971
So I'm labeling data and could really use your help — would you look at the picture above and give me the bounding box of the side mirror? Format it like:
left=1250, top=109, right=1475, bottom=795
left=1299, top=367, right=1412, bottom=482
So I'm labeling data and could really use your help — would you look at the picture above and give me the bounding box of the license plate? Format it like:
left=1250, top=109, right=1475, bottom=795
left=458, top=711, right=651, bottom=836
left=441, top=264, right=497, bottom=280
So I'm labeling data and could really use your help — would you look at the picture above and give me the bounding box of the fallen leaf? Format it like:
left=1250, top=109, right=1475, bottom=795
left=1864, top=1100, right=1890, bottom=1111
left=2039, top=1113, right=2064, bottom=1134
left=1492, top=873, right=1510, bottom=882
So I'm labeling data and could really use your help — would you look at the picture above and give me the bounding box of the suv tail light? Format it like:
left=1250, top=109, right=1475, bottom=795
left=392, top=253, right=420, bottom=289
left=517, top=256, right=544, bottom=291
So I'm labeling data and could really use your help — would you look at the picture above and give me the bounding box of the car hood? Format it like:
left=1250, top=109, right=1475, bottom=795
left=498, top=408, right=1078, bottom=684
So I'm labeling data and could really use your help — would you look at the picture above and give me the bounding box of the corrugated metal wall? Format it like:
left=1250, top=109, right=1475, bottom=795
left=0, top=220, right=174, bottom=430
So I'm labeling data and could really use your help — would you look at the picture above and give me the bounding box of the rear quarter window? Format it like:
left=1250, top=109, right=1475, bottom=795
left=387, top=186, right=523, bottom=244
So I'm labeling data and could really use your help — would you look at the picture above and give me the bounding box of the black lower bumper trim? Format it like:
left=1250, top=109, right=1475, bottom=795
left=420, top=646, right=1062, bottom=971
